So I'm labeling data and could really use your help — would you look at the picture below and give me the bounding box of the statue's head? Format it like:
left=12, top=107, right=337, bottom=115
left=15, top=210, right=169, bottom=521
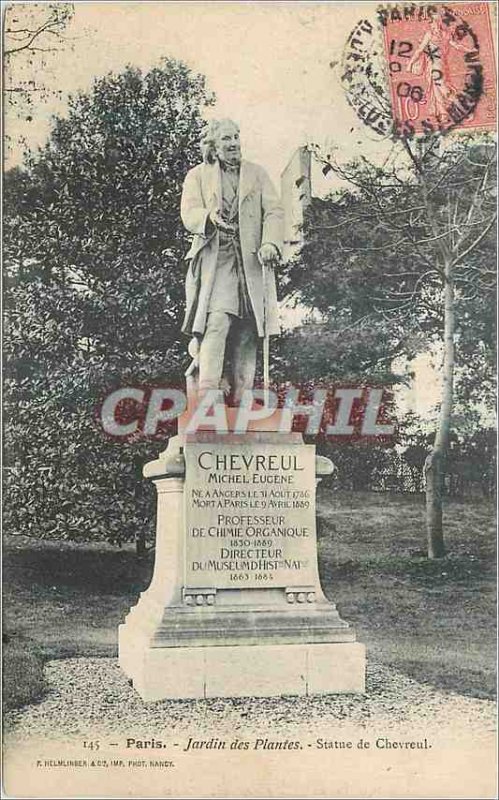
left=201, top=119, right=241, bottom=166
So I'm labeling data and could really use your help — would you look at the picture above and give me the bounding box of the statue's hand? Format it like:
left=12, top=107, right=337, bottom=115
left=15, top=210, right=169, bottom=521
left=258, top=243, right=280, bottom=267
left=209, top=210, right=236, bottom=234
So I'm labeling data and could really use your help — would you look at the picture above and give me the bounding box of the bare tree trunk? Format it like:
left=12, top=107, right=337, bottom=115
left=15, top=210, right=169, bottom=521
left=425, top=257, right=454, bottom=559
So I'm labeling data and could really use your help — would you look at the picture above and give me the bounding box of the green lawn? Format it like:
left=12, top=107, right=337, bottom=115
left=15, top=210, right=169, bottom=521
left=317, top=491, right=496, bottom=700
left=3, top=490, right=496, bottom=709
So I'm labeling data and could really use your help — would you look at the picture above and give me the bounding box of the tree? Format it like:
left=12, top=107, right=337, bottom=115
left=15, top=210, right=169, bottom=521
left=4, top=3, right=73, bottom=57
left=4, top=2, right=76, bottom=164
left=4, top=3, right=75, bottom=133
left=285, top=133, right=496, bottom=558
left=4, top=59, right=214, bottom=549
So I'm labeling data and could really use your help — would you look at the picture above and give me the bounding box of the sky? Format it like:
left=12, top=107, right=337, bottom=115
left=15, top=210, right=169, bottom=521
left=5, top=1, right=393, bottom=183
left=5, top=1, right=444, bottom=418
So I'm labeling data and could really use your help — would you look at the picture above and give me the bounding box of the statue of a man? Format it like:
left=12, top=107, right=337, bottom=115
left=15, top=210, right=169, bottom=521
left=180, top=119, right=283, bottom=403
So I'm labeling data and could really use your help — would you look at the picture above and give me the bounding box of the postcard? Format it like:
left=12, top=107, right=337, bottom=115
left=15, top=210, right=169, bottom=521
left=3, top=2, right=497, bottom=797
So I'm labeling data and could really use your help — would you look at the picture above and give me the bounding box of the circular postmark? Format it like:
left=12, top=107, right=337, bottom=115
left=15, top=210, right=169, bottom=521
left=342, top=3, right=494, bottom=139
left=341, top=16, right=393, bottom=137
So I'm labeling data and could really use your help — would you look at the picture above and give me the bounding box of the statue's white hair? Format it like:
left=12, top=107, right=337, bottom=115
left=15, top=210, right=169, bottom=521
left=200, top=118, right=240, bottom=163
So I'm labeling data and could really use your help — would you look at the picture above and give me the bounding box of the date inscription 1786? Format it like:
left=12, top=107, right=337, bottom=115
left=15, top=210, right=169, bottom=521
left=184, top=443, right=317, bottom=589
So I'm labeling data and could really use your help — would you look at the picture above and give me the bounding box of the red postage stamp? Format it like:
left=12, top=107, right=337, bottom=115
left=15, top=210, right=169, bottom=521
left=380, top=3, right=497, bottom=136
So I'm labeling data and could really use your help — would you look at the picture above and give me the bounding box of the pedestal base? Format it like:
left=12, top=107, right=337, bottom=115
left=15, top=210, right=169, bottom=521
left=119, top=625, right=365, bottom=701
left=120, top=432, right=366, bottom=702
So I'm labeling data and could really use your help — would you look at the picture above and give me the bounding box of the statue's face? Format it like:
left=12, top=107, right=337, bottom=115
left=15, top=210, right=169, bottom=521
left=215, top=122, right=241, bottom=166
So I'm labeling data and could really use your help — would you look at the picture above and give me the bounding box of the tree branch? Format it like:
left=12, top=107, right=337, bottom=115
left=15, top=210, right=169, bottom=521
left=451, top=215, right=497, bottom=266
left=4, top=11, right=69, bottom=56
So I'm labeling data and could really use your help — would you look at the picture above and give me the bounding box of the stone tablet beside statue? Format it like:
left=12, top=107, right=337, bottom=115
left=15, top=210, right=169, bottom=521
left=118, top=120, right=366, bottom=700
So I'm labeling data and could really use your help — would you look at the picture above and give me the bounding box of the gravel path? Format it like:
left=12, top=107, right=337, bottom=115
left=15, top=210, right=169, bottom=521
left=4, top=657, right=496, bottom=743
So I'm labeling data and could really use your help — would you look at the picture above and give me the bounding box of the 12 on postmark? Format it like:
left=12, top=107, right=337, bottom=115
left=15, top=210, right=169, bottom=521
left=342, top=3, right=496, bottom=138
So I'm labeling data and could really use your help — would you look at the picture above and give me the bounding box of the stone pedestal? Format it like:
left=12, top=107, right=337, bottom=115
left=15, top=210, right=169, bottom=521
left=119, top=431, right=365, bottom=701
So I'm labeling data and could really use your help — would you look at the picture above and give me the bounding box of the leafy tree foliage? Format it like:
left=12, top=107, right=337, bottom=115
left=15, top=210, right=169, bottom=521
left=4, top=60, right=214, bottom=546
left=283, top=137, right=495, bottom=384
left=281, top=135, right=496, bottom=556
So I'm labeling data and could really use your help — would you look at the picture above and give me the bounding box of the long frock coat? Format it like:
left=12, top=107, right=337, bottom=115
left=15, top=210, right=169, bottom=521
left=180, top=159, right=284, bottom=338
